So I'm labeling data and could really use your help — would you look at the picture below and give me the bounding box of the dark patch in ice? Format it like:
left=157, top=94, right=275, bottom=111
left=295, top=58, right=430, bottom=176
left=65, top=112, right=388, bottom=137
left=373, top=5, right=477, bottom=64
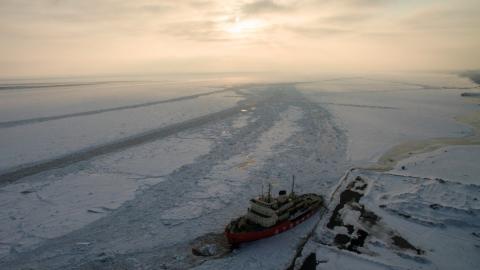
left=461, top=92, right=480, bottom=97
left=334, top=230, right=370, bottom=254
left=87, top=209, right=104, bottom=214
left=299, top=252, right=319, bottom=270
left=392, top=235, right=424, bottom=255
left=435, top=178, right=446, bottom=184
left=359, top=207, right=380, bottom=225
left=334, top=234, right=351, bottom=246
left=396, top=211, right=411, bottom=219
left=348, top=229, right=368, bottom=252
left=345, top=224, right=354, bottom=234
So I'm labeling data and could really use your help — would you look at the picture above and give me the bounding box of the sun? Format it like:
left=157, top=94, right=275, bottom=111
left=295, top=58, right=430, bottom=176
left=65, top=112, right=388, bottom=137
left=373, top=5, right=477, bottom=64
left=225, top=17, right=265, bottom=37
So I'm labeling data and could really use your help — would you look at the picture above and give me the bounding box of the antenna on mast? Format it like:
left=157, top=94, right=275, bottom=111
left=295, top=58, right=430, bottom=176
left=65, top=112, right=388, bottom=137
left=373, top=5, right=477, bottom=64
left=291, top=175, right=295, bottom=196
left=267, top=182, right=272, bottom=202
left=261, top=183, right=264, bottom=199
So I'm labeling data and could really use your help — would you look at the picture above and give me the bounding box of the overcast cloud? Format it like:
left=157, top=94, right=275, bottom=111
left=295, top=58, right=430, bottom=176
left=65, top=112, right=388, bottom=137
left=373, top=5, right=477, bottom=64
left=0, top=0, right=479, bottom=77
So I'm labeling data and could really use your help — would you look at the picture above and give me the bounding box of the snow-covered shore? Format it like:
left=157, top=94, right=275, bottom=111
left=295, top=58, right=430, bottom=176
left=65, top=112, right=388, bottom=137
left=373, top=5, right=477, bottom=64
left=295, top=153, right=480, bottom=270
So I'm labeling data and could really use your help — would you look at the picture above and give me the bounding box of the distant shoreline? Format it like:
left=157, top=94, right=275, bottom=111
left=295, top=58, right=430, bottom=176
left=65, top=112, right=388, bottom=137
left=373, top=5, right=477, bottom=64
left=459, top=70, right=480, bottom=85
left=0, top=80, right=149, bottom=91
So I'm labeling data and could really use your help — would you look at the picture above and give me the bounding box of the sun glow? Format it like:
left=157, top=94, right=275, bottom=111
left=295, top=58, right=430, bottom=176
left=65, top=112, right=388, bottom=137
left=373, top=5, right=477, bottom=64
left=225, top=18, right=265, bottom=36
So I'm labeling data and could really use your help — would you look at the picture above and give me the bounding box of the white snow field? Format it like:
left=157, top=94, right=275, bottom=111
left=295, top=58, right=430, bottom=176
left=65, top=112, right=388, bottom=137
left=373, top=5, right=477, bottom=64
left=0, top=72, right=479, bottom=270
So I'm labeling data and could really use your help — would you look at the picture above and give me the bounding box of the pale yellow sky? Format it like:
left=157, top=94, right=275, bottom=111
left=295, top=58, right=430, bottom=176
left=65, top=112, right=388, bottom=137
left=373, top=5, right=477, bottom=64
left=0, top=0, right=479, bottom=78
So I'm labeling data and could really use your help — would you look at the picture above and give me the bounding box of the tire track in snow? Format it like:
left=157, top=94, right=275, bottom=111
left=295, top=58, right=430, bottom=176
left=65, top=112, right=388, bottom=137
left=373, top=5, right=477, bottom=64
left=0, top=92, right=275, bottom=185
left=0, top=87, right=238, bottom=128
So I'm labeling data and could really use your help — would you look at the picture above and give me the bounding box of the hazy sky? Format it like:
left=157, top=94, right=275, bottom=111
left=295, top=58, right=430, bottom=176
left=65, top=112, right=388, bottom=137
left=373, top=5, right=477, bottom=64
left=1, top=0, right=479, bottom=78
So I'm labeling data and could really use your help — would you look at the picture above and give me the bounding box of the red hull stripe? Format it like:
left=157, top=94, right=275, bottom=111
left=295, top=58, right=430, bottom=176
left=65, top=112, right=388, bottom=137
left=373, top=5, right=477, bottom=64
left=225, top=207, right=318, bottom=244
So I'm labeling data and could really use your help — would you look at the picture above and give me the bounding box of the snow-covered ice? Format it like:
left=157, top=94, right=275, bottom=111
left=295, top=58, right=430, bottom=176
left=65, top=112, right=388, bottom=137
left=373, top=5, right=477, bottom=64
left=298, top=74, right=478, bottom=164
left=0, top=90, right=242, bottom=171
left=0, top=134, right=212, bottom=256
left=0, top=80, right=227, bottom=122
left=392, top=145, right=480, bottom=185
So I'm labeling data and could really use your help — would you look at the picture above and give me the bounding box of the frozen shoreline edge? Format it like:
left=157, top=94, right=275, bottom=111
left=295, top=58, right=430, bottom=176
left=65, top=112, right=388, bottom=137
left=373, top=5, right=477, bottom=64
left=368, top=95, right=480, bottom=171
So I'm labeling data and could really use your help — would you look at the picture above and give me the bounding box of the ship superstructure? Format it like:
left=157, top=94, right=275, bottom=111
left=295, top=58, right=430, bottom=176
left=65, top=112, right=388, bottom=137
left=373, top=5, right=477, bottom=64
left=225, top=178, right=323, bottom=244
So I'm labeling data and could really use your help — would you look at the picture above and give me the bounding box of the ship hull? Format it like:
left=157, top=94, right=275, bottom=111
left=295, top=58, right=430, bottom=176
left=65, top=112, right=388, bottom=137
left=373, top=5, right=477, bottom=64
left=225, top=206, right=320, bottom=245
